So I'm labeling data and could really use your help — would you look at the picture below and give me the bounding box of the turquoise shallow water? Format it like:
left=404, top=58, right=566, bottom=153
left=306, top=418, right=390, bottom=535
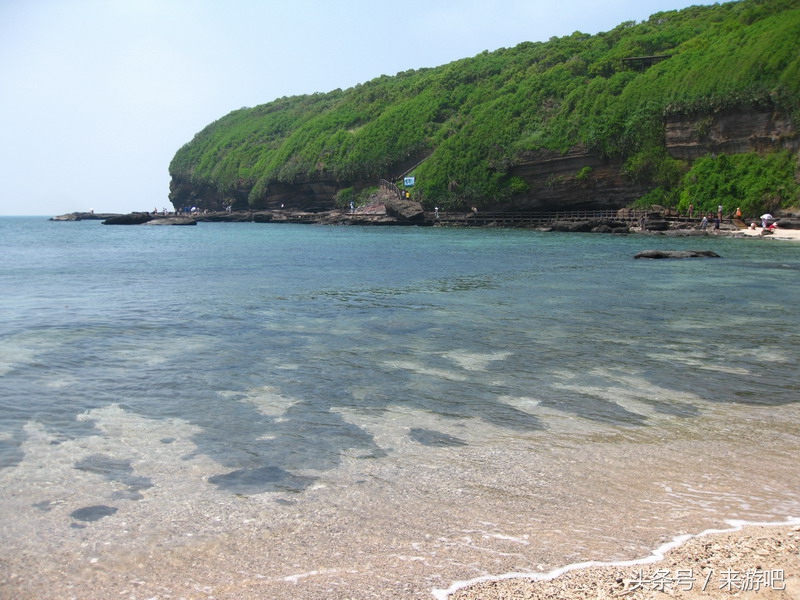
left=1, top=217, right=799, bottom=598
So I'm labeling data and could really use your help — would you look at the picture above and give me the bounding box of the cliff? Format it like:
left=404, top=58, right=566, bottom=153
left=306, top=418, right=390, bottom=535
left=664, top=107, right=799, bottom=160
left=501, top=107, right=800, bottom=212
left=171, top=107, right=796, bottom=214
left=505, top=147, right=648, bottom=212
left=169, top=175, right=340, bottom=213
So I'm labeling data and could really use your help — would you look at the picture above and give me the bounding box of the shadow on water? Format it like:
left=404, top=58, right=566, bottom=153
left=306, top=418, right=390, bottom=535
left=540, top=394, right=650, bottom=426
left=409, top=428, right=468, bottom=447
left=208, top=465, right=316, bottom=494
left=74, top=454, right=154, bottom=500
left=69, top=504, right=118, bottom=522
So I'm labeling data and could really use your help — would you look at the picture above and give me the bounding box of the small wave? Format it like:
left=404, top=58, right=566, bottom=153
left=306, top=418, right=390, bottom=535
left=383, top=359, right=469, bottom=381
left=432, top=517, right=800, bottom=599
left=442, top=350, right=512, bottom=372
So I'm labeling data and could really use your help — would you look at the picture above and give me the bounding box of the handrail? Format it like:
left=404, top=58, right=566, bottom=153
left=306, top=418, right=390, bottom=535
left=390, top=152, right=432, bottom=182
left=378, top=179, right=403, bottom=200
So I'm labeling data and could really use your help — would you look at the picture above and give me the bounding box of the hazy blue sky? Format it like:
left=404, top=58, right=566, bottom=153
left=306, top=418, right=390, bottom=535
left=1, top=0, right=709, bottom=216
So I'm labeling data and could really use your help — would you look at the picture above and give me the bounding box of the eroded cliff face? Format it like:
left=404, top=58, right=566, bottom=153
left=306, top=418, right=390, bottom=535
left=260, top=178, right=341, bottom=211
left=664, top=107, right=798, bottom=161
left=170, top=108, right=798, bottom=213
left=169, top=179, right=227, bottom=211
left=504, top=108, right=799, bottom=211
left=169, top=176, right=342, bottom=212
left=506, top=148, right=649, bottom=212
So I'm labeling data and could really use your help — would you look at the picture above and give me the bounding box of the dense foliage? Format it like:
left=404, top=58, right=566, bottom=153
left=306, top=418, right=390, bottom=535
left=677, top=150, right=797, bottom=216
left=169, top=0, right=800, bottom=212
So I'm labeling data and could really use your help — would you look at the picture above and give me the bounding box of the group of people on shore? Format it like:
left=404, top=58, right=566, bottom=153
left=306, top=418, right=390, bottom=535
left=753, top=212, right=779, bottom=233
left=688, top=203, right=779, bottom=233
left=691, top=204, right=729, bottom=231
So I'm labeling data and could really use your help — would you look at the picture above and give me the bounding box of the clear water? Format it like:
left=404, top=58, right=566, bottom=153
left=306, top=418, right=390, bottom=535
left=1, top=217, right=799, bottom=598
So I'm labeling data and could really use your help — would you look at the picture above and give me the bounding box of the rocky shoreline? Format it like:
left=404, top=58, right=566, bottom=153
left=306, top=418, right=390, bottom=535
left=49, top=207, right=800, bottom=241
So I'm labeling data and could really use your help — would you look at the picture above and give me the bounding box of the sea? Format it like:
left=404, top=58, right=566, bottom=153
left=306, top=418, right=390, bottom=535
left=1, top=216, right=799, bottom=599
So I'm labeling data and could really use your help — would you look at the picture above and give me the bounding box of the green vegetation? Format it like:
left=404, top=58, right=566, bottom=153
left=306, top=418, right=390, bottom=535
left=678, top=150, right=798, bottom=217
left=169, top=0, right=800, bottom=212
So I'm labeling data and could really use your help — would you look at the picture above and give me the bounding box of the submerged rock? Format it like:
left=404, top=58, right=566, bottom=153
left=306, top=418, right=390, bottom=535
left=634, top=250, right=721, bottom=259
left=70, top=505, right=118, bottom=522
left=409, top=428, right=468, bottom=447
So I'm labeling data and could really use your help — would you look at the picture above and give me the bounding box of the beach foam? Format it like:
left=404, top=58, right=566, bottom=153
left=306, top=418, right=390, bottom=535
left=433, top=517, right=800, bottom=599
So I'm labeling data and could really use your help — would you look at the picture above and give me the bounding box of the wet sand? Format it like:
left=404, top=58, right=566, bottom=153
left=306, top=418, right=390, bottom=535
left=3, top=405, right=799, bottom=600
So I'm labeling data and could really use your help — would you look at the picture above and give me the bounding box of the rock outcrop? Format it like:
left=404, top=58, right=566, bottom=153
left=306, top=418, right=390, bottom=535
left=168, top=175, right=340, bottom=213
left=540, top=218, right=631, bottom=233
left=102, top=213, right=197, bottom=225
left=143, top=217, right=197, bottom=226
left=103, top=213, right=154, bottom=225
left=50, top=212, right=120, bottom=221
left=383, top=196, right=425, bottom=222
left=506, top=147, right=649, bottom=212
left=502, top=108, right=799, bottom=212
left=664, top=107, right=799, bottom=161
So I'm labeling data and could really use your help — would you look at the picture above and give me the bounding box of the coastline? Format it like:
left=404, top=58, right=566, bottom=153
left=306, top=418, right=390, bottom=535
left=442, top=519, right=800, bottom=599
left=46, top=210, right=800, bottom=239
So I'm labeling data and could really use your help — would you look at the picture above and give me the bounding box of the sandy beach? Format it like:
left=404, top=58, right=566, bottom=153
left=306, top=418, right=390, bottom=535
left=445, top=522, right=800, bottom=600
left=734, top=226, right=800, bottom=241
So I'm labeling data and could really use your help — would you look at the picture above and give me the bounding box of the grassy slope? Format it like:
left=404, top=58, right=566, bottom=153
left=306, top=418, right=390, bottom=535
left=169, top=0, right=800, bottom=213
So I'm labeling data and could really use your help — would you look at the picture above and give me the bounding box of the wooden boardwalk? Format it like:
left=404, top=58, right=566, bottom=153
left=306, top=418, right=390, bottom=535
left=427, top=209, right=647, bottom=227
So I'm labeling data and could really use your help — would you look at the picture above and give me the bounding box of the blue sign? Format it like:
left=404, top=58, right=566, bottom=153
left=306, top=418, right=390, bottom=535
left=403, top=177, right=415, bottom=187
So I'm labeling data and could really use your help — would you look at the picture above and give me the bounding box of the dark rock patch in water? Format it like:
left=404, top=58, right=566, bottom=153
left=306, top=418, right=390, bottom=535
left=208, top=465, right=316, bottom=494
left=409, top=428, right=468, bottom=447
left=541, top=395, right=650, bottom=426
left=74, top=454, right=153, bottom=495
left=70, top=505, right=118, bottom=522
left=634, top=249, right=720, bottom=259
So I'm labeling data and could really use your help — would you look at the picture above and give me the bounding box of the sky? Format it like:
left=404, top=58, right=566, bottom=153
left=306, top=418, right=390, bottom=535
left=0, top=0, right=712, bottom=216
